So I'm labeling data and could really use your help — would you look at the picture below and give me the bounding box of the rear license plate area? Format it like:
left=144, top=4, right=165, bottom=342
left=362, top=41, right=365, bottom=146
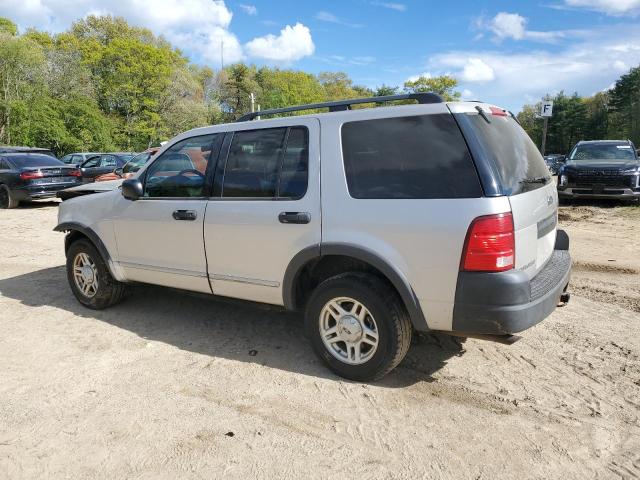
left=31, top=176, right=75, bottom=185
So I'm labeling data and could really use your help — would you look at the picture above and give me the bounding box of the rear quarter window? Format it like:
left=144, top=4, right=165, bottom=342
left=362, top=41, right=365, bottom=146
left=341, top=114, right=482, bottom=199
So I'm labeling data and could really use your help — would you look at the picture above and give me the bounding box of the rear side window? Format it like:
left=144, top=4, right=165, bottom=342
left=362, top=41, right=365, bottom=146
left=278, top=127, right=308, bottom=199
left=341, top=114, right=482, bottom=199
left=221, top=126, right=309, bottom=199
left=463, top=113, right=550, bottom=195
left=101, top=155, right=117, bottom=167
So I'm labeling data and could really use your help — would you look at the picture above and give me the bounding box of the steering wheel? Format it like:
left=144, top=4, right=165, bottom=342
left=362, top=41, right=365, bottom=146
left=177, top=169, right=205, bottom=178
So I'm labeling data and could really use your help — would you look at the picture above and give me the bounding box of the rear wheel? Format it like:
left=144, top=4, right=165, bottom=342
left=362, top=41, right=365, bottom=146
left=305, top=273, right=412, bottom=381
left=0, top=185, right=19, bottom=209
left=66, top=239, right=126, bottom=309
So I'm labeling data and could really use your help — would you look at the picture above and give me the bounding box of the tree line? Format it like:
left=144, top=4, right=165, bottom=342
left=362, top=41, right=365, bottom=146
left=517, top=67, right=640, bottom=154
left=0, top=15, right=459, bottom=156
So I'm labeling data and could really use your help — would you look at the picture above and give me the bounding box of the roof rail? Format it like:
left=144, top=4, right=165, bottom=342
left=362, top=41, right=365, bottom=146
left=236, top=92, right=444, bottom=122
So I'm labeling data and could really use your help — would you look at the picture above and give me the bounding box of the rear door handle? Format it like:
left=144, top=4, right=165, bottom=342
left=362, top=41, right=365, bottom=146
left=173, top=210, right=197, bottom=221
left=278, top=211, right=311, bottom=224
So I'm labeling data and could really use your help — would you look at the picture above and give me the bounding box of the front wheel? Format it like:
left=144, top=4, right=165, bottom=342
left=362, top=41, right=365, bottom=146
left=66, top=239, right=126, bottom=309
left=305, top=273, right=412, bottom=381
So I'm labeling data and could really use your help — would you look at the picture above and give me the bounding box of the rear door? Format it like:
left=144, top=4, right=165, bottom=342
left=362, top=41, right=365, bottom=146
left=204, top=118, right=320, bottom=306
left=453, top=105, right=557, bottom=278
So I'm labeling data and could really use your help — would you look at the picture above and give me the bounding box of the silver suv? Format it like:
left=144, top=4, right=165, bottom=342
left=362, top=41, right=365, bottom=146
left=56, top=94, right=572, bottom=381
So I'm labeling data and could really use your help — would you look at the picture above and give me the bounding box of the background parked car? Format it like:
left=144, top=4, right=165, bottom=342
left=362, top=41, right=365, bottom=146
left=60, top=152, right=103, bottom=167
left=0, top=153, right=82, bottom=208
left=0, top=146, right=57, bottom=158
left=95, top=148, right=159, bottom=182
left=544, top=154, right=565, bottom=175
left=79, top=153, right=134, bottom=182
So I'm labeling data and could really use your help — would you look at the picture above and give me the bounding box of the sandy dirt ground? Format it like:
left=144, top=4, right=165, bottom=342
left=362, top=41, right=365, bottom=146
left=1, top=200, right=639, bottom=479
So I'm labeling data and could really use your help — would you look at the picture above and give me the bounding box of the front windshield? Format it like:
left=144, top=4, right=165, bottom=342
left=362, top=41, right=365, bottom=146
left=570, top=144, right=636, bottom=162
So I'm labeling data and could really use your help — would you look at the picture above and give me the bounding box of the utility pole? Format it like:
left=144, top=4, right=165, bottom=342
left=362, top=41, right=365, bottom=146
left=541, top=117, right=549, bottom=156
left=250, top=92, right=255, bottom=113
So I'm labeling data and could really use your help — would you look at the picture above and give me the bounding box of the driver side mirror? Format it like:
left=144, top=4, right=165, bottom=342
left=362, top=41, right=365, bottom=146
left=114, top=167, right=123, bottom=176
left=122, top=178, right=143, bottom=200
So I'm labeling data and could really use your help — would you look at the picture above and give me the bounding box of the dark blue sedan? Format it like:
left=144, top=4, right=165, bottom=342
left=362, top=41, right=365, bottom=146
left=0, top=153, right=82, bottom=208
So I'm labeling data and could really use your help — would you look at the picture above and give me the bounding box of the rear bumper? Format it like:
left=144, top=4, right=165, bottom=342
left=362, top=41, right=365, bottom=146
left=451, top=230, right=571, bottom=335
left=13, top=183, right=81, bottom=200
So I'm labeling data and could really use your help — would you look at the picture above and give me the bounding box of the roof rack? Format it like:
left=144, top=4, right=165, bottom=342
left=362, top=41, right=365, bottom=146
left=236, top=92, right=444, bottom=122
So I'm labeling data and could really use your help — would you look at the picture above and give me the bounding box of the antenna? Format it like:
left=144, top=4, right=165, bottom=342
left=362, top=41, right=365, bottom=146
left=220, top=39, right=224, bottom=70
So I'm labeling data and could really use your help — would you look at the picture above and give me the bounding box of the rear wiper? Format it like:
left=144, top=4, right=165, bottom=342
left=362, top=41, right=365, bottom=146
left=519, top=176, right=550, bottom=184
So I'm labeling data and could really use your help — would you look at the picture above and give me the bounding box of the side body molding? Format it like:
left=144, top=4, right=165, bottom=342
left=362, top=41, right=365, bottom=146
left=283, top=243, right=429, bottom=332
left=54, top=222, right=118, bottom=278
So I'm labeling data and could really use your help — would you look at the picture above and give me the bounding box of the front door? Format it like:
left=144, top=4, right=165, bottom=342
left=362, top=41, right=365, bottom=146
left=112, top=133, right=223, bottom=293
left=204, top=119, right=321, bottom=305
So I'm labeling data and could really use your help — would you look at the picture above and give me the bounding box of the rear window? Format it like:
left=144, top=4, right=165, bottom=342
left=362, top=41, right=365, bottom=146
left=341, top=114, right=482, bottom=199
left=7, top=155, right=64, bottom=167
left=463, top=113, right=550, bottom=195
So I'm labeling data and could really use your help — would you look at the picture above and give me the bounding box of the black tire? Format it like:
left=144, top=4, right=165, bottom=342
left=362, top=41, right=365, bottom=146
left=66, top=238, right=126, bottom=309
left=305, top=272, right=412, bottom=381
left=0, top=184, right=19, bottom=209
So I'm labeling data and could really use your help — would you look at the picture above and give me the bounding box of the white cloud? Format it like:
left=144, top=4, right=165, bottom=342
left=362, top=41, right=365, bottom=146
left=481, top=11, right=574, bottom=43
left=426, top=24, right=640, bottom=110
left=461, top=89, right=475, bottom=100
left=0, top=0, right=316, bottom=65
left=245, top=23, right=315, bottom=63
left=372, top=2, right=407, bottom=12
left=613, top=60, right=628, bottom=71
left=315, top=11, right=363, bottom=28
left=564, top=0, right=640, bottom=15
left=406, top=72, right=432, bottom=82
left=461, top=58, right=495, bottom=82
left=239, top=4, right=257, bottom=15
left=490, top=12, right=526, bottom=40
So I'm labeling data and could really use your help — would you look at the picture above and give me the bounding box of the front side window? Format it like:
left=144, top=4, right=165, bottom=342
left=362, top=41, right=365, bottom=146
left=144, top=134, right=219, bottom=198
left=82, top=156, right=101, bottom=168
left=341, top=114, right=482, bottom=199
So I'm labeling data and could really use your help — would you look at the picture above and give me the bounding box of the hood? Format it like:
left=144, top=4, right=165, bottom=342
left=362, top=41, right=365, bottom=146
left=57, top=179, right=123, bottom=200
left=564, top=160, right=640, bottom=171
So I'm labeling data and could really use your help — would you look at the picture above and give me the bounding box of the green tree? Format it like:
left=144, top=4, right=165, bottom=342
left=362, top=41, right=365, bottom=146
left=0, top=17, right=17, bottom=36
left=221, top=63, right=258, bottom=120
left=403, top=75, right=460, bottom=101
left=0, top=34, right=46, bottom=144
left=256, top=67, right=325, bottom=112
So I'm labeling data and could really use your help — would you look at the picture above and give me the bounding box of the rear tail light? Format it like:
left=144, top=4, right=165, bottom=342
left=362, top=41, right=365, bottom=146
left=69, top=169, right=82, bottom=177
left=20, top=171, right=44, bottom=180
left=461, top=213, right=515, bottom=272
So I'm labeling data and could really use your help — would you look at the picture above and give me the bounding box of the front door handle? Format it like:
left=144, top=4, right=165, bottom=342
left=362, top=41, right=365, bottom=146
left=278, top=211, right=311, bottom=224
left=173, top=210, right=197, bottom=221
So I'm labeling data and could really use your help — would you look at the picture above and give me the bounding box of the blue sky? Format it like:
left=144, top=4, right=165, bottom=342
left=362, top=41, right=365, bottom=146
left=3, top=0, right=640, bottom=111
